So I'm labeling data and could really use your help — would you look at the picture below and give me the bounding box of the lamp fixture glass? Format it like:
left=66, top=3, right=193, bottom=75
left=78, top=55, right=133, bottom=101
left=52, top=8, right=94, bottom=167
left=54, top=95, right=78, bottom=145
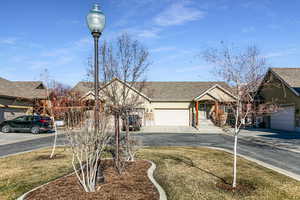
left=86, top=4, right=106, bottom=34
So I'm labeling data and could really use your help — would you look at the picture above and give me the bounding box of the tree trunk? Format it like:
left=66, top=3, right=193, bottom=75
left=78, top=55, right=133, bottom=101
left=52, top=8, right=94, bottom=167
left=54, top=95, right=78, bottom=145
left=96, top=160, right=105, bottom=184
left=125, top=115, right=129, bottom=143
left=125, top=115, right=133, bottom=161
left=115, top=114, right=120, bottom=170
left=49, top=116, right=57, bottom=159
left=232, top=133, right=238, bottom=188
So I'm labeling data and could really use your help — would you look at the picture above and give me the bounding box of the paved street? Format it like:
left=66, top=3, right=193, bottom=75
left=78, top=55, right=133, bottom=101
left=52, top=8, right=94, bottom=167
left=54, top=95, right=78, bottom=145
left=0, top=131, right=299, bottom=178
left=0, top=132, right=56, bottom=146
left=0, top=134, right=66, bottom=157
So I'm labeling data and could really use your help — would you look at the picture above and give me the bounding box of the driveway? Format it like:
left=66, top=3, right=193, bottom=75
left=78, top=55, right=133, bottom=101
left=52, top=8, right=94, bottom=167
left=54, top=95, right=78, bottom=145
left=141, top=126, right=199, bottom=133
left=236, top=128, right=300, bottom=153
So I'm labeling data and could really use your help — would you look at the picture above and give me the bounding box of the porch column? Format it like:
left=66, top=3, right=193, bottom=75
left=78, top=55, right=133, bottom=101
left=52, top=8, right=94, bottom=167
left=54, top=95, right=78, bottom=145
left=196, top=101, right=199, bottom=126
left=215, top=101, right=219, bottom=126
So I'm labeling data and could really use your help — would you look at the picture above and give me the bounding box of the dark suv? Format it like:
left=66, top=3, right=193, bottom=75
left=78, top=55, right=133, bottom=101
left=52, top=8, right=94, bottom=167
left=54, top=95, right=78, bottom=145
left=122, top=115, right=142, bottom=131
left=0, top=115, right=53, bottom=134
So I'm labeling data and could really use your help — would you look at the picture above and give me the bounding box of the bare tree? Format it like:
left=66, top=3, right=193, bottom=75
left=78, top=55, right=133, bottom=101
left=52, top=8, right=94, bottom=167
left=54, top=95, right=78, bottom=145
left=202, top=43, right=268, bottom=188
left=98, top=33, right=150, bottom=173
left=39, top=69, right=59, bottom=159
left=65, top=112, right=112, bottom=192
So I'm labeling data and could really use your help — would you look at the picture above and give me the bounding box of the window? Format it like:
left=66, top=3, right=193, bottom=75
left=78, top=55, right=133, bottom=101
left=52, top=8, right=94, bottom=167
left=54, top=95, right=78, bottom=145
left=26, top=116, right=34, bottom=121
left=15, top=116, right=27, bottom=122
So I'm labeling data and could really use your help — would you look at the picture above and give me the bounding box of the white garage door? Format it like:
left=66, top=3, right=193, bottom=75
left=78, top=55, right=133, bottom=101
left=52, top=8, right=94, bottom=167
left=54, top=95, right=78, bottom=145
left=271, top=106, right=295, bottom=131
left=154, top=109, right=189, bottom=126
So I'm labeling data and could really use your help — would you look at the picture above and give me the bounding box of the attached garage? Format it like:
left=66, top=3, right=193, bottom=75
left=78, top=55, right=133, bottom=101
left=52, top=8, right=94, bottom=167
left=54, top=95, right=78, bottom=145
left=154, top=109, right=189, bottom=126
left=270, top=106, right=295, bottom=131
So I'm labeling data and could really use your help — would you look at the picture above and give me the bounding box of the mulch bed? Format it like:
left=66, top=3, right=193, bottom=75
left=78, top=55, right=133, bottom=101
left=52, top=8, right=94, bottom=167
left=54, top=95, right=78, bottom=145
left=216, top=181, right=256, bottom=196
left=26, top=160, right=159, bottom=200
left=34, top=154, right=67, bottom=161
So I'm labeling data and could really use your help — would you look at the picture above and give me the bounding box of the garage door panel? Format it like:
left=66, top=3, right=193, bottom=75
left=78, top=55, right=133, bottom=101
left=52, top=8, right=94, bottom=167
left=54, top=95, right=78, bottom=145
left=271, top=106, right=295, bottom=131
left=154, top=109, right=189, bottom=126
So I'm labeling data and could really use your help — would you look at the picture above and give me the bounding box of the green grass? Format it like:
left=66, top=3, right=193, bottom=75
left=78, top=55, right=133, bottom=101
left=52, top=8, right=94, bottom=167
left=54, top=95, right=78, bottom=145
left=138, top=147, right=300, bottom=200
left=1, top=146, right=300, bottom=200
left=0, top=147, right=73, bottom=200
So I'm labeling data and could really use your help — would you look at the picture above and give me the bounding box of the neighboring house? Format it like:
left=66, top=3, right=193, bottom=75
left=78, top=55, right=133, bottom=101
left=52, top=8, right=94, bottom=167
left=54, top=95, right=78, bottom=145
left=0, top=77, right=47, bottom=123
left=73, top=79, right=236, bottom=128
left=255, top=68, right=300, bottom=132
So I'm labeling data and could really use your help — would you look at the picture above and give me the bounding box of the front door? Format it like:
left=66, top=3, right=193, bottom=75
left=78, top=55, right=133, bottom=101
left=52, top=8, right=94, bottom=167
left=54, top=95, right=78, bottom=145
left=199, top=104, right=207, bottom=119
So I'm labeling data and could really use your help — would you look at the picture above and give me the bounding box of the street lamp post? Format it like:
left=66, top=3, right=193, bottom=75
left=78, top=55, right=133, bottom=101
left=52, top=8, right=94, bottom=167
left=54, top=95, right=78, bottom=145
left=86, top=4, right=106, bottom=133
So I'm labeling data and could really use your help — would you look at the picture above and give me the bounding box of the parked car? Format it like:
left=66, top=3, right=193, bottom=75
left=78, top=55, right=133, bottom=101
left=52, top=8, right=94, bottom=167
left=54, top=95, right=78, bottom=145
left=122, top=115, right=142, bottom=131
left=0, top=115, right=53, bottom=134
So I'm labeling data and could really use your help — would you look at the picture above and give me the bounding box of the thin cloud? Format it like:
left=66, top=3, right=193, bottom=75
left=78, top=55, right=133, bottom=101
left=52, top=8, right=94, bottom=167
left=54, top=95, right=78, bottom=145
left=0, top=37, right=18, bottom=45
left=120, top=28, right=162, bottom=39
left=154, top=1, right=205, bottom=26
left=151, top=46, right=177, bottom=53
left=137, top=29, right=161, bottom=38
left=264, top=48, right=298, bottom=58
left=175, top=65, right=208, bottom=73
left=242, top=26, right=255, bottom=33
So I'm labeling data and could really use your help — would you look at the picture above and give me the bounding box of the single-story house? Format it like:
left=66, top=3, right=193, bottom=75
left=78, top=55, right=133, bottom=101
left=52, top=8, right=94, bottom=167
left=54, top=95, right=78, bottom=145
left=73, top=79, right=236, bottom=128
left=255, top=68, right=300, bottom=132
left=0, top=77, right=47, bottom=123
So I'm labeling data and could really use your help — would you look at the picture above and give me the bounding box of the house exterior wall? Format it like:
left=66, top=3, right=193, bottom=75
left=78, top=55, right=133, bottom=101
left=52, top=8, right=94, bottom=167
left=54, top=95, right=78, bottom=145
left=151, top=102, right=191, bottom=109
left=0, top=97, right=33, bottom=107
left=195, top=87, right=235, bottom=102
left=257, top=71, right=300, bottom=129
left=0, top=97, right=32, bottom=121
left=208, top=87, right=235, bottom=102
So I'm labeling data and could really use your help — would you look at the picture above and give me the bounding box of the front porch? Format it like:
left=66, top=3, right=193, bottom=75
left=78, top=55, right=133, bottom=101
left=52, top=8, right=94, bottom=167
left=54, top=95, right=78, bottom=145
left=191, top=84, right=236, bottom=129
left=193, top=100, right=228, bottom=128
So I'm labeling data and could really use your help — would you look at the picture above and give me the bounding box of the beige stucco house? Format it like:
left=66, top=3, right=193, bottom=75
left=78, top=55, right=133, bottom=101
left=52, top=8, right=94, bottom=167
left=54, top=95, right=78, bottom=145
left=73, top=79, right=236, bottom=128
left=0, top=77, right=47, bottom=122
left=255, top=68, right=300, bottom=132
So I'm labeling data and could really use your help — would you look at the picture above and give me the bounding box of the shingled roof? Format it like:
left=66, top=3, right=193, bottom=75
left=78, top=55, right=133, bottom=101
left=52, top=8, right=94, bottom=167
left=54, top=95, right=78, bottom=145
left=73, top=80, right=232, bottom=102
left=72, top=81, right=97, bottom=94
left=271, top=68, right=300, bottom=94
left=0, top=77, right=47, bottom=99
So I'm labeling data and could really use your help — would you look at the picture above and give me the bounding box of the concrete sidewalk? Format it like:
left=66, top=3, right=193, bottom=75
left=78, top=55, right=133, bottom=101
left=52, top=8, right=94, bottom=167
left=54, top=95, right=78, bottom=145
left=141, top=126, right=199, bottom=133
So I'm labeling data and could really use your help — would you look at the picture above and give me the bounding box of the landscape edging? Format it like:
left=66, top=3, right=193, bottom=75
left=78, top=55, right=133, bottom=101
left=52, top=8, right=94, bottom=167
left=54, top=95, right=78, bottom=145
left=17, top=160, right=167, bottom=200
left=16, top=172, right=75, bottom=200
left=145, top=160, right=168, bottom=200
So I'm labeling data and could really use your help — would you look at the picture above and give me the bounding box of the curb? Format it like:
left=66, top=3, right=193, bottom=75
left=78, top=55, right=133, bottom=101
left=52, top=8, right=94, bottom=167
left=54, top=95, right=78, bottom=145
left=17, top=160, right=167, bottom=200
left=146, top=160, right=168, bottom=200
left=205, top=146, right=300, bottom=182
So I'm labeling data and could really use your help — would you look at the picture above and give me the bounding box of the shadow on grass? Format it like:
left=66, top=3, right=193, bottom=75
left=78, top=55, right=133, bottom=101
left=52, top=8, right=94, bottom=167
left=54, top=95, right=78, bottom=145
left=154, top=153, right=230, bottom=185
left=155, top=153, right=257, bottom=197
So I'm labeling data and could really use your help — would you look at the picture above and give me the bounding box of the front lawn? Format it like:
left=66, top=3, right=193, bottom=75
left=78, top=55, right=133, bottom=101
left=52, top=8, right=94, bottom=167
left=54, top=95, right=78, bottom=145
left=0, top=148, right=73, bottom=200
left=138, top=147, right=300, bottom=200
left=1, top=147, right=299, bottom=200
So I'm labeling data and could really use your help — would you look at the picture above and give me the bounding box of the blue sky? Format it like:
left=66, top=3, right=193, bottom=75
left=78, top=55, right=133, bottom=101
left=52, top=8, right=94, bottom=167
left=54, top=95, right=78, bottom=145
left=1, top=0, right=300, bottom=86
